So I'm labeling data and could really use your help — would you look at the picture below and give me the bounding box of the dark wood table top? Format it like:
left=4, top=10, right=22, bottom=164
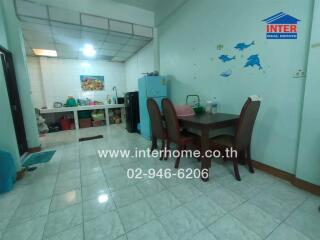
left=178, top=112, right=239, bottom=128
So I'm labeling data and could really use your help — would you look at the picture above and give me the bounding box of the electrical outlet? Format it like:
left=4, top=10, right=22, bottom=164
left=293, top=69, right=306, bottom=78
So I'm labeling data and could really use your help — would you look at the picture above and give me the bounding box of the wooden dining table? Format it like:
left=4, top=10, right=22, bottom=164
left=178, top=112, right=239, bottom=182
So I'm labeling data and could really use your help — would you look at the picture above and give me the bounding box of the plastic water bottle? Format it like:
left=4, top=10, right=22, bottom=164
left=212, top=97, right=218, bottom=113
left=205, top=100, right=213, bottom=113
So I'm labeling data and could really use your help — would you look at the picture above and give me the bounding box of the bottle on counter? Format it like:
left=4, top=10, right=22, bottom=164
left=205, top=100, right=213, bottom=113
left=212, top=97, right=218, bottom=113
left=107, top=95, right=112, bottom=104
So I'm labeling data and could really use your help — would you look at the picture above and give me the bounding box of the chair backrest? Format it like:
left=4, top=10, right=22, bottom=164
left=147, top=98, right=165, bottom=138
left=235, top=98, right=261, bottom=150
left=161, top=98, right=181, bottom=142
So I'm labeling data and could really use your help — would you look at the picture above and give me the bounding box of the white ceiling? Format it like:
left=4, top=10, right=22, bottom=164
left=112, top=0, right=160, bottom=11
left=111, top=0, right=190, bottom=26
left=15, top=0, right=153, bottom=62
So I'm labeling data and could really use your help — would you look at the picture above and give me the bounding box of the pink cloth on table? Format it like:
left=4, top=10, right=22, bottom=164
left=174, top=105, right=195, bottom=117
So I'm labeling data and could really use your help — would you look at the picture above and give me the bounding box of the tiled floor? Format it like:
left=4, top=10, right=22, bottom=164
left=0, top=125, right=319, bottom=240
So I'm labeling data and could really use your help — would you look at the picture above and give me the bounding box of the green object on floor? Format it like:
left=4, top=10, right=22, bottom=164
left=91, top=110, right=105, bottom=120
left=22, top=150, right=56, bottom=167
left=78, top=110, right=91, bottom=119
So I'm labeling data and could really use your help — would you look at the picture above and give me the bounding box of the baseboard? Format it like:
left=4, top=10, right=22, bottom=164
left=252, top=160, right=320, bottom=196
left=252, top=160, right=294, bottom=182
left=292, top=177, right=320, bottom=196
left=28, top=145, right=41, bottom=153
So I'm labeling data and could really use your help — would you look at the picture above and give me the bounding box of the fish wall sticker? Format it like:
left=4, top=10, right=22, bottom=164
left=219, top=55, right=236, bottom=63
left=244, top=54, right=263, bottom=70
left=220, top=69, right=232, bottom=77
left=234, top=41, right=255, bottom=51
left=215, top=40, right=263, bottom=77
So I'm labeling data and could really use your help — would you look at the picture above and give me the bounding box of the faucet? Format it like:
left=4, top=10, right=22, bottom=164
left=112, top=86, right=118, bottom=104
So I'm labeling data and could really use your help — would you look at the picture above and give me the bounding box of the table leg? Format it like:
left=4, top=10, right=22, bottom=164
left=105, top=108, right=110, bottom=126
left=121, top=107, right=125, bottom=124
left=74, top=110, right=79, bottom=130
left=200, top=128, right=210, bottom=182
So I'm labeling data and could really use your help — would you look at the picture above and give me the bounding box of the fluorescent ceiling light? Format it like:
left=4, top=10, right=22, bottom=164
left=33, top=49, right=57, bottom=57
left=81, top=62, right=91, bottom=67
left=82, top=44, right=96, bottom=57
left=98, top=194, right=109, bottom=203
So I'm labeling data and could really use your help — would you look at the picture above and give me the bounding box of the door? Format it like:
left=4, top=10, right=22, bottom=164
left=0, top=46, right=28, bottom=155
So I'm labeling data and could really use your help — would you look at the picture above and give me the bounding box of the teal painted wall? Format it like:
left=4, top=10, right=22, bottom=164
left=155, top=0, right=189, bottom=26
left=0, top=2, right=8, bottom=48
left=0, top=0, right=41, bottom=170
left=296, top=0, right=320, bottom=185
left=158, top=0, right=314, bottom=174
left=0, top=1, right=21, bottom=169
left=2, top=0, right=40, bottom=150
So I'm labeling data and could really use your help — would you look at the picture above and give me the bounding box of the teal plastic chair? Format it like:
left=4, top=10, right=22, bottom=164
left=0, top=150, right=16, bottom=193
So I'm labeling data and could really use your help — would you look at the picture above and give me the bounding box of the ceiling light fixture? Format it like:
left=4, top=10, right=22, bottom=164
left=82, top=44, right=96, bottom=58
left=81, top=62, right=91, bottom=67
left=33, top=49, right=57, bottom=57
left=98, top=194, right=109, bottom=203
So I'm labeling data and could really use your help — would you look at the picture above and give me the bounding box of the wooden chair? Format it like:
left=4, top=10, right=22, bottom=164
left=161, top=98, right=199, bottom=168
left=210, top=98, right=261, bottom=181
left=147, top=98, right=167, bottom=160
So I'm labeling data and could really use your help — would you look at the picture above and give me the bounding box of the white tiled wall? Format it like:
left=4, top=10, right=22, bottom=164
left=28, top=57, right=46, bottom=108
left=27, top=57, right=126, bottom=108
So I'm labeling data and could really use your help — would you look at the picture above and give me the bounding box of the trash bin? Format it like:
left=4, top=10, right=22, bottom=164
left=0, top=150, right=16, bottom=193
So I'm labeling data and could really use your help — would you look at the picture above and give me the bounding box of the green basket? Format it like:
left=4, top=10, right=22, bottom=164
left=193, top=106, right=205, bottom=115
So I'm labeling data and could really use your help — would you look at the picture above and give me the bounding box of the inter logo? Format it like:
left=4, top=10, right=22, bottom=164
left=263, top=12, right=300, bottom=39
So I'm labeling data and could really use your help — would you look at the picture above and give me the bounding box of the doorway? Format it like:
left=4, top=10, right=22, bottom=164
left=0, top=46, right=28, bottom=156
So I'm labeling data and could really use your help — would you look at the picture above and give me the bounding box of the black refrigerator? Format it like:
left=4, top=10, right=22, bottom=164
left=125, top=91, right=140, bottom=133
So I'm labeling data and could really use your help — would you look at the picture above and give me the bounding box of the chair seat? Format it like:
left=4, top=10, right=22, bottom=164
left=210, top=134, right=235, bottom=148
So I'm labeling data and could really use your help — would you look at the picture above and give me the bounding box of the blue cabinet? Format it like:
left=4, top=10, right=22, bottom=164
left=138, top=76, right=167, bottom=140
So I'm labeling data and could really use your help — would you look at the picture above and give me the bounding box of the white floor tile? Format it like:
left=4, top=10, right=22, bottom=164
left=82, top=196, right=116, bottom=221
left=266, top=224, right=311, bottom=240
left=50, top=190, right=82, bottom=212
left=159, top=206, right=204, bottom=240
left=44, top=204, right=82, bottom=238
left=2, top=216, right=47, bottom=240
left=112, top=186, right=143, bottom=208
left=231, top=202, right=281, bottom=238
left=146, top=190, right=182, bottom=217
left=127, top=220, right=170, bottom=240
left=0, top=126, right=318, bottom=240
left=45, top=224, right=83, bottom=240
left=208, top=214, right=262, bottom=240
left=185, top=195, right=226, bottom=226
left=84, top=211, right=124, bottom=240
left=118, top=199, right=156, bottom=232
left=9, top=198, right=51, bottom=226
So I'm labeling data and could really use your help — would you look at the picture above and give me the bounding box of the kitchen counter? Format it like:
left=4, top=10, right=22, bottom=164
left=40, top=104, right=125, bottom=130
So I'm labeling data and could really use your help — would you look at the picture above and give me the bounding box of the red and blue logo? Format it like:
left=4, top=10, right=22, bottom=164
left=263, top=12, right=300, bottom=39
